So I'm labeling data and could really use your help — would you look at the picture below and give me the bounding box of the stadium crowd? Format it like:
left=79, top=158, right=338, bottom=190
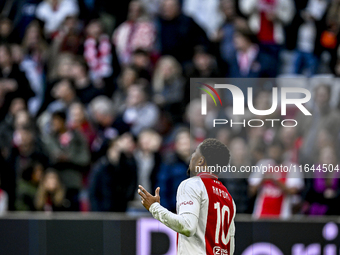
left=0, top=0, right=340, bottom=218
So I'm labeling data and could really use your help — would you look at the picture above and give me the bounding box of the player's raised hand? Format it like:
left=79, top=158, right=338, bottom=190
left=138, top=185, right=160, bottom=211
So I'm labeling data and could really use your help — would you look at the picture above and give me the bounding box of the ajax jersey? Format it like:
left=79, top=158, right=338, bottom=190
left=176, top=172, right=236, bottom=255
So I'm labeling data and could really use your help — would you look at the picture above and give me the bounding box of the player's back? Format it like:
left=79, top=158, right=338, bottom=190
left=176, top=172, right=236, bottom=255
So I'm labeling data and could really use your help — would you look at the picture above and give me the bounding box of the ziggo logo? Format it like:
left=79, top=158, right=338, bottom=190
left=213, top=246, right=228, bottom=255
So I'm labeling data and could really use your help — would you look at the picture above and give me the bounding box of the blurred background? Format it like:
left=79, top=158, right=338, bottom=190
left=0, top=0, right=340, bottom=253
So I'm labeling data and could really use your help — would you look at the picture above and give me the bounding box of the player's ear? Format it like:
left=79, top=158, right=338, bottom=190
left=198, top=156, right=205, bottom=166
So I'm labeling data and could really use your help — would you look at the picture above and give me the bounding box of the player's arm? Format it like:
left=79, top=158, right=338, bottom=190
left=138, top=185, right=198, bottom=237
left=271, top=179, right=299, bottom=195
left=274, top=171, right=304, bottom=195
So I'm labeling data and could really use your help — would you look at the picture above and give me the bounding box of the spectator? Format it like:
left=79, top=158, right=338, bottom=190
left=47, top=52, right=75, bottom=82
left=327, top=0, right=340, bottom=37
left=71, top=56, right=104, bottom=105
left=0, top=17, right=16, bottom=44
left=225, top=27, right=277, bottom=78
left=303, top=145, right=340, bottom=216
left=218, top=0, right=247, bottom=64
left=11, top=41, right=45, bottom=117
left=185, top=99, right=206, bottom=145
left=13, top=110, right=36, bottom=131
left=182, top=0, right=224, bottom=40
left=215, top=128, right=233, bottom=148
left=250, top=139, right=266, bottom=165
left=15, top=162, right=44, bottom=211
left=133, top=129, right=162, bottom=206
left=35, top=169, right=67, bottom=211
left=112, top=0, right=156, bottom=65
left=156, top=0, right=209, bottom=63
left=83, top=19, right=113, bottom=86
left=89, top=134, right=137, bottom=212
left=68, top=102, right=96, bottom=148
left=221, top=137, right=252, bottom=213
left=122, top=84, right=159, bottom=135
left=325, top=0, right=340, bottom=73
left=89, top=96, right=130, bottom=160
left=47, top=78, right=78, bottom=113
left=43, top=111, right=90, bottom=210
left=249, top=141, right=304, bottom=219
left=35, top=0, right=79, bottom=37
left=316, top=129, right=334, bottom=154
left=0, top=98, right=26, bottom=159
left=21, top=20, right=48, bottom=67
left=7, top=127, right=49, bottom=210
left=131, top=49, right=152, bottom=81
left=154, top=110, right=177, bottom=154
left=0, top=44, right=34, bottom=121
left=152, top=55, right=185, bottom=121
left=38, top=79, right=79, bottom=133
left=51, top=15, right=84, bottom=55
left=185, top=46, right=220, bottom=80
left=298, top=84, right=340, bottom=165
left=112, top=66, right=139, bottom=113
left=243, top=90, right=280, bottom=126
left=239, top=0, right=295, bottom=59
left=336, top=59, right=340, bottom=77
left=2, top=0, right=42, bottom=39
left=183, top=46, right=221, bottom=107
left=40, top=53, right=75, bottom=115
left=293, top=0, right=329, bottom=76
left=157, top=128, right=190, bottom=212
left=278, top=125, right=301, bottom=164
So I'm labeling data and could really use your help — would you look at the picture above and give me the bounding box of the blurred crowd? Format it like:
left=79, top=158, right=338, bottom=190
left=0, top=0, right=340, bottom=218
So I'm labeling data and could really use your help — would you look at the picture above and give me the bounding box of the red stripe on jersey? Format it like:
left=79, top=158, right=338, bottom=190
left=200, top=176, right=235, bottom=255
left=197, top=172, right=219, bottom=179
left=258, top=174, right=287, bottom=217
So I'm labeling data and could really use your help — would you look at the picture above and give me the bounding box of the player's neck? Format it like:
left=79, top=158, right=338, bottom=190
left=197, top=172, right=218, bottom=179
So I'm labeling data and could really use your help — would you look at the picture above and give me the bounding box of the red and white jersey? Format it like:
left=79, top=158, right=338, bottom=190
left=176, top=172, right=236, bottom=255
left=249, top=159, right=304, bottom=219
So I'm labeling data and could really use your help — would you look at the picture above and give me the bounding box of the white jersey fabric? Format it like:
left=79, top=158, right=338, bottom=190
left=150, top=173, right=236, bottom=255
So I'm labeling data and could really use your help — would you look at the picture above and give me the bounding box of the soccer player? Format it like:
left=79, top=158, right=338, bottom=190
left=138, top=138, right=236, bottom=255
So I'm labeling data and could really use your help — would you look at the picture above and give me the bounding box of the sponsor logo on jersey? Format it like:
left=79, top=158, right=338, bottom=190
left=213, top=246, right=228, bottom=255
left=179, top=201, right=193, bottom=207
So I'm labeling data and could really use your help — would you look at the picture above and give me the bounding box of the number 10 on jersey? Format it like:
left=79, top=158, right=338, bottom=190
left=214, top=202, right=231, bottom=245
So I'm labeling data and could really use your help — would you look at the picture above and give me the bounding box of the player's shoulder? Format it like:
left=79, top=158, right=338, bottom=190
left=178, top=176, right=204, bottom=195
left=182, top=176, right=204, bottom=186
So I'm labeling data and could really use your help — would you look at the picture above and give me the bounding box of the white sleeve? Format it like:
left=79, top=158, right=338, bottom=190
left=286, top=173, right=304, bottom=190
left=149, top=202, right=198, bottom=237
left=176, top=179, right=201, bottom=218
left=248, top=171, right=263, bottom=186
left=149, top=179, right=202, bottom=237
left=248, top=159, right=274, bottom=186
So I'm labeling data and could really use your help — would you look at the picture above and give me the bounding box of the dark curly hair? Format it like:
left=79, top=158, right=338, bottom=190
left=200, top=138, right=231, bottom=173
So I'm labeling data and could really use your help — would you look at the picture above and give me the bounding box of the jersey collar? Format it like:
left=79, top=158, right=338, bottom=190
left=197, top=172, right=219, bottom=179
